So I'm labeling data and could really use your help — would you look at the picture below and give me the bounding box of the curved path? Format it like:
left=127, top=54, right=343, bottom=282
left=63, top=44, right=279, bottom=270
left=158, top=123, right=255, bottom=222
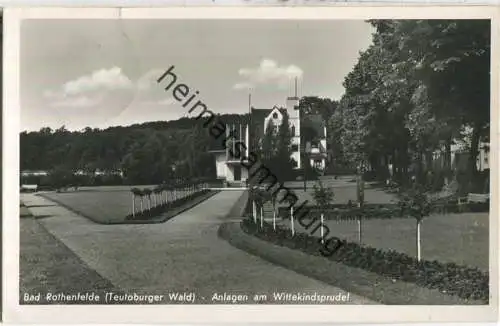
left=21, top=191, right=375, bottom=304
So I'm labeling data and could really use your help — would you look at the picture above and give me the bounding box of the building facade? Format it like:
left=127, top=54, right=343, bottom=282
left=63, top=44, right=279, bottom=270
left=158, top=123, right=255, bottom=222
left=210, top=96, right=328, bottom=185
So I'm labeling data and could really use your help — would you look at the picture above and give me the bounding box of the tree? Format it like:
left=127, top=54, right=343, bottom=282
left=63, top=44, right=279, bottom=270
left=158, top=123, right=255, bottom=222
left=370, top=19, right=490, bottom=187
left=257, top=113, right=295, bottom=183
left=312, top=180, right=334, bottom=243
left=299, top=96, right=338, bottom=123
left=48, top=166, right=74, bottom=192
left=274, top=112, right=295, bottom=181
left=131, top=187, right=141, bottom=217
left=398, top=184, right=432, bottom=262
left=143, top=188, right=152, bottom=211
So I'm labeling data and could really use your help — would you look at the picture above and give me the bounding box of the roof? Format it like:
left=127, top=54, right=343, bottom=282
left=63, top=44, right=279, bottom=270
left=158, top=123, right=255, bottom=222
left=206, top=108, right=328, bottom=153
left=249, top=106, right=288, bottom=140
left=250, top=107, right=287, bottom=123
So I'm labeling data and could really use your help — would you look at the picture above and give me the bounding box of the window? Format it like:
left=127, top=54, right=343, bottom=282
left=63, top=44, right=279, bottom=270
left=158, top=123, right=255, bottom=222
left=272, top=112, right=278, bottom=119
left=291, top=126, right=296, bottom=136
left=291, top=144, right=299, bottom=152
left=292, top=160, right=298, bottom=168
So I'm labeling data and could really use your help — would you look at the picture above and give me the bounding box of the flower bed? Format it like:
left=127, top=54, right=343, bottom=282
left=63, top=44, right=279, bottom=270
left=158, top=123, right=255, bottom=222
left=125, top=189, right=211, bottom=221
left=241, top=218, right=489, bottom=302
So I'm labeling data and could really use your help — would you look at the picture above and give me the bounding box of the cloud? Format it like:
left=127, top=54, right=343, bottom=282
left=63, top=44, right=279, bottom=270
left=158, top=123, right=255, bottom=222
left=43, top=67, right=134, bottom=108
left=63, top=67, right=133, bottom=96
left=51, top=95, right=102, bottom=108
left=137, top=68, right=166, bottom=91
left=141, top=97, right=178, bottom=106
left=233, top=59, right=303, bottom=90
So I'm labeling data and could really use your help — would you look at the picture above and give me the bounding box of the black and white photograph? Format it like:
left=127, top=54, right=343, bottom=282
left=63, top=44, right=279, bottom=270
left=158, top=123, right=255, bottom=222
left=4, top=6, right=498, bottom=324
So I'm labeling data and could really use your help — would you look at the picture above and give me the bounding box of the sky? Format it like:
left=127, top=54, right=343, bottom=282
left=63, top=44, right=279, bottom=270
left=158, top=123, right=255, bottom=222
left=21, top=19, right=375, bottom=131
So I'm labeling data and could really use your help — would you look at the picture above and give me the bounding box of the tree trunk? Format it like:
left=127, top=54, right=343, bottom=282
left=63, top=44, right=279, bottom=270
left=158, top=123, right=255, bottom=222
left=467, top=123, right=482, bottom=191
left=252, top=200, right=257, bottom=224
left=416, top=219, right=422, bottom=262
left=260, top=206, right=264, bottom=228
left=445, top=139, right=452, bottom=169
left=273, top=202, right=277, bottom=231
left=357, top=215, right=362, bottom=245
left=132, top=194, right=135, bottom=217
left=290, top=206, right=295, bottom=236
left=320, top=213, right=325, bottom=244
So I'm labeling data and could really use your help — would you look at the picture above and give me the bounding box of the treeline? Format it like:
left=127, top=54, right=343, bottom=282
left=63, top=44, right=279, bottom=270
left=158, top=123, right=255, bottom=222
left=327, top=19, right=490, bottom=193
left=20, top=113, right=248, bottom=185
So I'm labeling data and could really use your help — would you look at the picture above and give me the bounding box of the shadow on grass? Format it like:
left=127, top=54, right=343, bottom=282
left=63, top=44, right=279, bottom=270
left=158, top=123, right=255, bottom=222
left=26, top=204, right=58, bottom=208
left=33, top=214, right=55, bottom=220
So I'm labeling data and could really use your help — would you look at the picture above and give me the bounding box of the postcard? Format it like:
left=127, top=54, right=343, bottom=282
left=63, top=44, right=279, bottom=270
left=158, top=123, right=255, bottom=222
left=3, top=5, right=499, bottom=324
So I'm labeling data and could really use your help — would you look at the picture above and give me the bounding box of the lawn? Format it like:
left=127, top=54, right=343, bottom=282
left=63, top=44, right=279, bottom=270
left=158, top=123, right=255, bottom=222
left=277, top=212, right=489, bottom=271
left=40, top=185, right=194, bottom=224
left=20, top=218, right=120, bottom=304
left=273, top=176, right=488, bottom=271
left=280, top=175, right=397, bottom=207
left=20, top=201, right=33, bottom=218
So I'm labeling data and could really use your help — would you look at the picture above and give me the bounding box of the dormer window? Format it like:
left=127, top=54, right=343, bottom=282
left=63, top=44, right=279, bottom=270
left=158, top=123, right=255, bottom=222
left=272, top=112, right=278, bottom=119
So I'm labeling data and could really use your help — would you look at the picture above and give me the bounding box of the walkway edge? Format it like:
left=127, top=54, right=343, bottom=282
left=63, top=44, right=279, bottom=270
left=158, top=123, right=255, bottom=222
left=225, top=190, right=249, bottom=218
left=217, top=221, right=484, bottom=305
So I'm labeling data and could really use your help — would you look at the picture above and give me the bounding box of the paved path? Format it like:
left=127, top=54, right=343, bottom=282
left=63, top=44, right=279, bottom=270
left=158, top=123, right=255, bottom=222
left=21, top=191, right=376, bottom=304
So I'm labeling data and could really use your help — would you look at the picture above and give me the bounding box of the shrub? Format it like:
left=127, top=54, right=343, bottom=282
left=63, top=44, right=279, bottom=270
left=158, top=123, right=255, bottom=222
left=312, top=180, right=334, bottom=209
left=125, top=189, right=210, bottom=221
left=362, top=170, right=378, bottom=182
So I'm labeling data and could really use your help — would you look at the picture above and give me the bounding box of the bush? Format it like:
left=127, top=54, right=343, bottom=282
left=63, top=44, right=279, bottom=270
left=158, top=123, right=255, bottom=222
left=430, top=170, right=446, bottom=192
left=277, top=199, right=488, bottom=221
left=362, top=170, right=378, bottom=182
left=312, top=180, right=334, bottom=208
left=241, top=218, right=488, bottom=302
left=125, top=189, right=210, bottom=221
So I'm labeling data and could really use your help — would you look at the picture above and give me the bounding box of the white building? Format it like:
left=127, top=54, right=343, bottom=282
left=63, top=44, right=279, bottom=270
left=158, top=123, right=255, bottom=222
left=210, top=95, right=328, bottom=185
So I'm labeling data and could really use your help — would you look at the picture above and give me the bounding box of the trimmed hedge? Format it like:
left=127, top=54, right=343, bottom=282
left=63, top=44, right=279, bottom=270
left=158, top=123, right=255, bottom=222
left=241, top=218, right=489, bottom=302
left=125, top=189, right=210, bottom=221
left=277, top=202, right=488, bottom=221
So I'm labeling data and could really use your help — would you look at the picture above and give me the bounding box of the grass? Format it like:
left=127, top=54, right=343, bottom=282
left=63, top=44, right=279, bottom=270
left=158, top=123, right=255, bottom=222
left=273, top=176, right=488, bottom=271
left=39, top=185, right=214, bottom=224
left=20, top=219, right=121, bottom=304
left=278, top=176, right=397, bottom=208
left=219, top=221, right=485, bottom=305
left=276, top=212, right=488, bottom=272
left=20, top=201, right=33, bottom=218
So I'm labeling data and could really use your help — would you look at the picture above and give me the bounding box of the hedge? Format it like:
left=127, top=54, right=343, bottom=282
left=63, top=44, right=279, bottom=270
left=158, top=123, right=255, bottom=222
left=277, top=202, right=488, bottom=221
left=125, top=189, right=210, bottom=221
left=241, top=218, right=488, bottom=302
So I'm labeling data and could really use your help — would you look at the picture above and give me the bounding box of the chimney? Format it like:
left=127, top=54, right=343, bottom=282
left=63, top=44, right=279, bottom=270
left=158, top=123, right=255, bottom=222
left=286, top=77, right=300, bottom=111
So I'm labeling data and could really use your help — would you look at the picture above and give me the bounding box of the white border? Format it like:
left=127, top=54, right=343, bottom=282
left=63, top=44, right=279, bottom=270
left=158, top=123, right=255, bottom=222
left=4, top=6, right=499, bottom=324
